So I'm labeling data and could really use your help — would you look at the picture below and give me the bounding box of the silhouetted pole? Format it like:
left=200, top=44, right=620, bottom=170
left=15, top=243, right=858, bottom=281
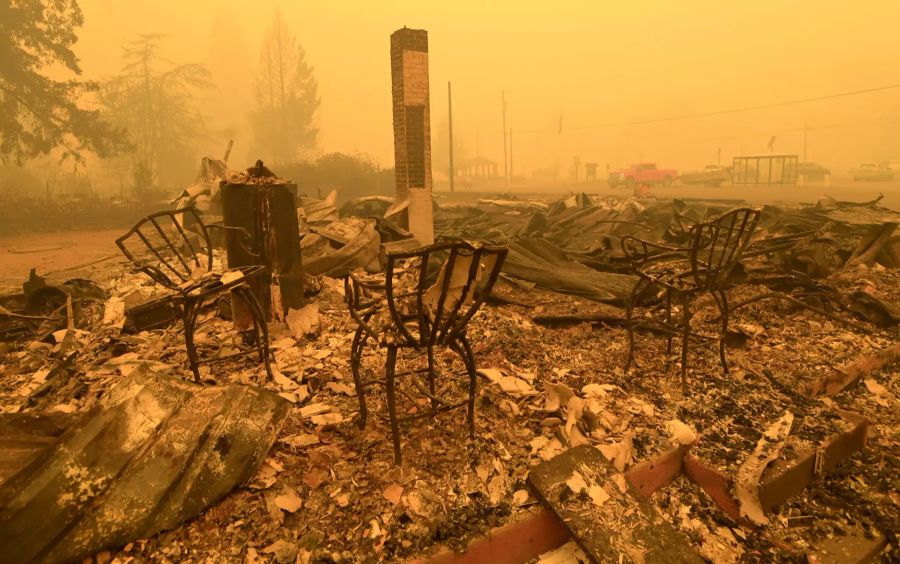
left=509, top=129, right=514, bottom=183
left=448, top=81, right=455, bottom=193
left=803, top=121, right=808, bottom=161
left=223, top=139, right=234, bottom=163
left=502, top=90, right=508, bottom=187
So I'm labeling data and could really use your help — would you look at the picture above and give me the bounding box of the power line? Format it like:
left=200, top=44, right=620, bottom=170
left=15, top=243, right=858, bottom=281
left=517, top=83, right=900, bottom=134
left=687, top=114, right=900, bottom=142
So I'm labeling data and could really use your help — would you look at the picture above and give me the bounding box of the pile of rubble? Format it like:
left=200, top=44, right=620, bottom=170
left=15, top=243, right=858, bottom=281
left=0, top=189, right=897, bottom=562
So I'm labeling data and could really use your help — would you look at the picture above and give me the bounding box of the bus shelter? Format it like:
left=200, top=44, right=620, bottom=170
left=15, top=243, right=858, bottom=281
left=732, top=155, right=798, bottom=186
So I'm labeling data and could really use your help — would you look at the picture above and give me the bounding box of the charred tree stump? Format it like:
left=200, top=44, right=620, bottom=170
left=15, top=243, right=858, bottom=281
left=221, top=178, right=304, bottom=325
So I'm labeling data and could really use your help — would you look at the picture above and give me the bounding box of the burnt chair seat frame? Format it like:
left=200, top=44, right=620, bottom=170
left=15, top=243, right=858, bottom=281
left=115, top=206, right=273, bottom=383
left=622, top=207, right=761, bottom=393
left=345, top=239, right=508, bottom=464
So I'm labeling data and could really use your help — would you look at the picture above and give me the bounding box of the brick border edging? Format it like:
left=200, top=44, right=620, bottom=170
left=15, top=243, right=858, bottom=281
left=625, top=444, right=692, bottom=497
left=683, top=412, right=868, bottom=522
left=418, top=508, right=570, bottom=564
left=807, top=342, right=900, bottom=396
left=412, top=333, right=893, bottom=564
left=413, top=409, right=867, bottom=563
left=417, top=445, right=690, bottom=563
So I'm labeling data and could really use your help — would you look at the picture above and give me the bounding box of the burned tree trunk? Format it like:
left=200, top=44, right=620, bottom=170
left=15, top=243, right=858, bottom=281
left=221, top=176, right=304, bottom=324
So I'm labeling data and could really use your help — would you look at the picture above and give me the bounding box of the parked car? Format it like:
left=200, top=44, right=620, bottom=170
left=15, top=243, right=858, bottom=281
left=853, top=163, right=895, bottom=182
left=797, top=162, right=830, bottom=181
left=608, top=163, right=678, bottom=188
left=679, top=165, right=732, bottom=187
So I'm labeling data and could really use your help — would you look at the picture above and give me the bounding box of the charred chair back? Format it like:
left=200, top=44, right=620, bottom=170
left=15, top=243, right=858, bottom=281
left=345, top=240, right=508, bottom=464
left=688, top=208, right=760, bottom=291
left=115, top=207, right=213, bottom=289
left=115, top=207, right=272, bottom=383
left=385, top=241, right=506, bottom=348
left=623, top=208, right=761, bottom=393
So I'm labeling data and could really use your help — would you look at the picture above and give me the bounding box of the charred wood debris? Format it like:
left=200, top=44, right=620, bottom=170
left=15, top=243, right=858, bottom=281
left=0, top=184, right=898, bottom=563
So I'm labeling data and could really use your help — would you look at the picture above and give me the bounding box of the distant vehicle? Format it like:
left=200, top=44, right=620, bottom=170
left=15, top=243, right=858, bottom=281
left=853, top=163, right=894, bottom=182
left=679, top=165, right=731, bottom=187
left=608, top=163, right=677, bottom=188
left=797, top=162, right=830, bottom=181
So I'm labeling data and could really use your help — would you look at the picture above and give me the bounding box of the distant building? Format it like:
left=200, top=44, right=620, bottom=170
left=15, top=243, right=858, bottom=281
left=458, top=156, right=499, bottom=179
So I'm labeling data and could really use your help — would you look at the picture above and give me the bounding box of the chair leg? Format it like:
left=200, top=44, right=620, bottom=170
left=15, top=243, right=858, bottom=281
left=680, top=296, right=691, bottom=395
left=716, top=289, right=730, bottom=374
left=665, top=288, right=673, bottom=370
left=455, top=335, right=479, bottom=439
left=183, top=299, right=202, bottom=383
left=385, top=345, right=402, bottom=465
left=625, top=279, right=645, bottom=371
left=240, top=287, right=273, bottom=382
left=427, top=346, right=438, bottom=414
left=350, top=327, right=368, bottom=429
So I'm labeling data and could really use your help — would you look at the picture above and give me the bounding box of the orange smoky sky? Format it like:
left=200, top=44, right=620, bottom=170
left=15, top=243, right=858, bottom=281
left=75, top=0, right=900, bottom=175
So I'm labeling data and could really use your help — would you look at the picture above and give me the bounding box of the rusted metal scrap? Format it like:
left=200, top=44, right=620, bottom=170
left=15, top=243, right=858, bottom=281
left=0, top=270, right=106, bottom=343
left=848, top=222, right=898, bottom=266
left=0, top=412, right=77, bottom=485
left=504, top=237, right=637, bottom=303
left=302, top=217, right=381, bottom=277
left=0, top=370, right=291, bottom=564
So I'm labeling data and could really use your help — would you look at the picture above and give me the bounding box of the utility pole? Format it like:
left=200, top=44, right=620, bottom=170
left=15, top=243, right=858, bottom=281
left=502, top=90, right=508, bottom=187
left=448, top=81, right=455, bottom=193
left=509, top=129, right=513, bottom=183
left=803, top=121, right=808, bottom=161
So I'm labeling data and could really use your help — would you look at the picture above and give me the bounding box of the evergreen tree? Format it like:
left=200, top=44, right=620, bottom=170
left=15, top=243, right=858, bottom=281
left=99, top=34, right=211, bottom=198
left=250, top=10, right=320, bottom=165
left=204, top=7, right=253, bottom=162
left=0, top=0, right=126, bottom=165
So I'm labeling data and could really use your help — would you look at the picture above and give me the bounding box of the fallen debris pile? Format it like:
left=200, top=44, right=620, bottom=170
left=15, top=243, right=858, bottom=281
left=0, top=189, right=897, bottom=561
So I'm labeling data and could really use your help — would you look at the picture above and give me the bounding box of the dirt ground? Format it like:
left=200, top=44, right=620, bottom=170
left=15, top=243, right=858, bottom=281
left=0, top=229, right=126, bottom=294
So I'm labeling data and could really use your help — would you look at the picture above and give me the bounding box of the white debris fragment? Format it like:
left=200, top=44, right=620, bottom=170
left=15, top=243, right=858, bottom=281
left=665, top=419, right=698, bottom=445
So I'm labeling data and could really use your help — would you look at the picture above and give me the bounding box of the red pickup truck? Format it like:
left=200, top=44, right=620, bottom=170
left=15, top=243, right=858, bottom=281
left=608, top=163, right=677, bottom=188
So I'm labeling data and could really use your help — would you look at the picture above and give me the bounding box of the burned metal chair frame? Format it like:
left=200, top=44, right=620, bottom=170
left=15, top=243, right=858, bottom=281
left=622, top=208, right=761, bottom=392
left=115, top=207, right=273, bottom=383
left=345, top=240, right=508, bottom=464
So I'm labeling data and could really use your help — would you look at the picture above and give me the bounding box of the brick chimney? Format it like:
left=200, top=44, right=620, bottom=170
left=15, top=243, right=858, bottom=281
left=390, top=27, right=434, bottom=244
